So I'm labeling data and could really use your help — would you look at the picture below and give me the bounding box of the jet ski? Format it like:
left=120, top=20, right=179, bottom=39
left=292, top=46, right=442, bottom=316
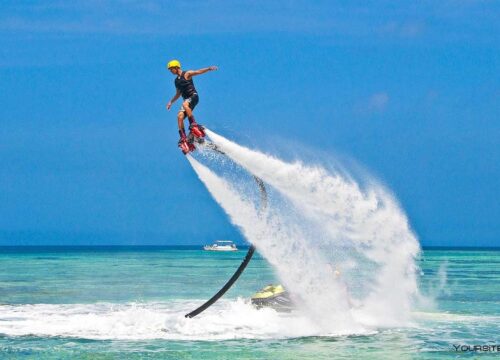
left=251, top=284, right=293, bottom=312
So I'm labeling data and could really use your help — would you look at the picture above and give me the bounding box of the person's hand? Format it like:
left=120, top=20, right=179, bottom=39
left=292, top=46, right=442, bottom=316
left=209, top=66, right=218, bottom=71
left=166, top=102, right=172, bottom=110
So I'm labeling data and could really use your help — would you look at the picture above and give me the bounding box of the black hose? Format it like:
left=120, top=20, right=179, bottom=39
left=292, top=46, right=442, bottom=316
left=185, top=245, right=256, bottom=318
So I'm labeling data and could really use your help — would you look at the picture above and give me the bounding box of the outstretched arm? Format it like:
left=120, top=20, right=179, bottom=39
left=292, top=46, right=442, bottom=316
left=167, top=89, right=181, bottom=110
left=185, top=66, right=218, bottom=79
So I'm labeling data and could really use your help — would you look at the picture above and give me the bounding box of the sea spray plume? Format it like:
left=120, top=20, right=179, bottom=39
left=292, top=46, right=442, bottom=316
left=186, top=155, right=366, bottom=335
left=416, top=260, right=450, bottom=310
left=205, top=129, right=421, bottom=327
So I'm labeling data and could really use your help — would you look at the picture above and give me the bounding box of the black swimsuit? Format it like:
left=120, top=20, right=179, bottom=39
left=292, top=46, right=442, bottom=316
left=175, top=71, right=199, bottom=110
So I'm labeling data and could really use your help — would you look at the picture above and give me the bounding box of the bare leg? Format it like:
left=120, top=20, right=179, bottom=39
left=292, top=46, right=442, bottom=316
left=182, top=100, right=196, bottom=124
left=177, top=111, right=187, bottom=138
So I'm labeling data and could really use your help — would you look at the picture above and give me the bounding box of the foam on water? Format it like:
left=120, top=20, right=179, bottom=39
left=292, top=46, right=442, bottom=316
left=190, top=130, right=422, bottom=331
left=0, top=300, right=344, bottom=340
left=1, top=301, right=495, bottom=341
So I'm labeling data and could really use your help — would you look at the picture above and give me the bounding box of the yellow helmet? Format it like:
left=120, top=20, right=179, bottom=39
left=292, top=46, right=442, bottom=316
left=167, top=59, right=181, bottom=69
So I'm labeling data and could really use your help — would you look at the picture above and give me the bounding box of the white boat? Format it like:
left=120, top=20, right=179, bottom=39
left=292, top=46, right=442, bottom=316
left=203, top=240, right=238, bottom=251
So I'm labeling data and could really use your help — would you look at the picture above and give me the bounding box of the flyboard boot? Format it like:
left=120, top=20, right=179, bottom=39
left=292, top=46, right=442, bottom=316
left=178, top=130, right=195, bottom=155
left=188, top=115, right=206, bottom=140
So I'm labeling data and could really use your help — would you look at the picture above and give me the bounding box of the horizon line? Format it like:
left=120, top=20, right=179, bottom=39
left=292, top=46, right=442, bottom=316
left=0, top=245, right=499, bottom=251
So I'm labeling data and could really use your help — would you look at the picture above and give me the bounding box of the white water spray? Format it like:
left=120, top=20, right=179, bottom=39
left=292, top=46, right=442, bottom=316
left=187, top=155, right=361, bottom=334
left=189, top=130, right=421, bottom=332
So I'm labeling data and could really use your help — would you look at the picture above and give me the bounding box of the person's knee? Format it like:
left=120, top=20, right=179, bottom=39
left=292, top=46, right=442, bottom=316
left=177, top=112, right=185, bottom=122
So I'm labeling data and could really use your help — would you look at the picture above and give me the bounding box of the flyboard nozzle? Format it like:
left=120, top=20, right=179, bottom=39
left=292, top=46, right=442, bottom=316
left=178, top=139, right=191, bottom=154
left=189, top=124, right=206, bottom=138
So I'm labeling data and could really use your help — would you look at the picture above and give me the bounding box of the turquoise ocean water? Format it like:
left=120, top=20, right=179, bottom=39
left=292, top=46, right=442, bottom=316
left=0, top=246, right=498, bottom=359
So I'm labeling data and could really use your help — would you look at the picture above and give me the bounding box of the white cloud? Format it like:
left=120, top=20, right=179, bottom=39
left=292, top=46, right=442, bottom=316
left=368, top=92, right=390, bottom=111
left=378, top=21, right=425, bottom=38
left=353, top=92, right=390, bottom=114
left=0, top=0, right=496, bottom=45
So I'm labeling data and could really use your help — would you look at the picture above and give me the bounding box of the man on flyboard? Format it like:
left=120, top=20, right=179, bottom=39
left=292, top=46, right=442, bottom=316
left=166, top=59, right=218, bottom=154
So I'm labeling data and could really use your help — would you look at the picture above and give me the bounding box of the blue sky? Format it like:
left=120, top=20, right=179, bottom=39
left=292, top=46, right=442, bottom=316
left=0, top=1, right=499, bottom=247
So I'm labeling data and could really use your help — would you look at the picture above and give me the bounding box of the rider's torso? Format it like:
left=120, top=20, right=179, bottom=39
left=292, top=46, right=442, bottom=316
left=175, top=71, right=197, bottom=99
